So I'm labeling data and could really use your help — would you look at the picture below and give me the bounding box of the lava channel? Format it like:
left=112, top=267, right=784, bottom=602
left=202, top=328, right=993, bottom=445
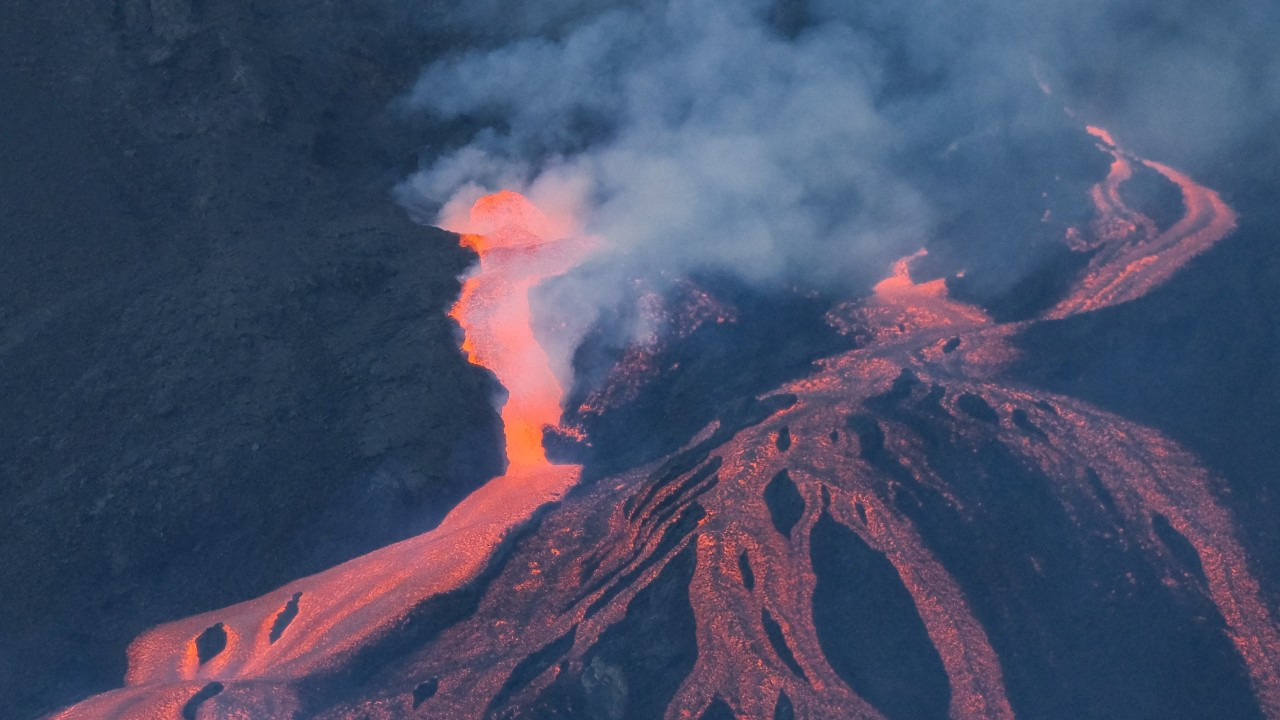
left=51, top=191, right=590, bottom=720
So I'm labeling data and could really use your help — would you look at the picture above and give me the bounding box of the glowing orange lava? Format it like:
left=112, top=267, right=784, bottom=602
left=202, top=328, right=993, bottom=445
left=54, top=136, right=1278, bottom=720
left=1048, top=126, right=1237, bottom=318
left=52, top=191, right=589, bottom=720
left=448, top=190, right=591, bottom=470
left=868, top=249, right=990, bottom=333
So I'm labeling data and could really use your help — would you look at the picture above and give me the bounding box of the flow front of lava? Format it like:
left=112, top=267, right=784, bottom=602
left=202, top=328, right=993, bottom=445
left=52, top=131, right=1280, bottom=719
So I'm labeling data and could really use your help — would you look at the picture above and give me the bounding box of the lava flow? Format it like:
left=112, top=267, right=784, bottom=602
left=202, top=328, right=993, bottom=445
left=55, top=132, right=1280, bottom=720
left=1047, top=126, right=1238, bottom=318
left=448, top=190, right=591, bottom=470
left=51, top=192, right=589, bottom=720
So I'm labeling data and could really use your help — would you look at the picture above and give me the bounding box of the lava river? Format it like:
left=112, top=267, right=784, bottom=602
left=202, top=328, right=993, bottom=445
left=51, top=191, right=590, bottom=720
left=54, top=131, right=1279, bottom=720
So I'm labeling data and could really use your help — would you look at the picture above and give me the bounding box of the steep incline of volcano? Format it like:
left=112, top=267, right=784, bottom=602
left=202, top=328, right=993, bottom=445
left=54, top=131, right=1278, bottom=720
left=51, top=193, right=589, bottom=720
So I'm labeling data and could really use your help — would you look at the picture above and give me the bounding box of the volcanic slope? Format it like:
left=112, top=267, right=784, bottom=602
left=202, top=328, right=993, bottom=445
left=54, top=131, right=1280, bottom=719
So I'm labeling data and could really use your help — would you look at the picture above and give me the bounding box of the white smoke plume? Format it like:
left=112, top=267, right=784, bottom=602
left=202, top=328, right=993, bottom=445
left=396, top=0, right=1279, bottom=387
left=399, top=0, right=932, bottom=289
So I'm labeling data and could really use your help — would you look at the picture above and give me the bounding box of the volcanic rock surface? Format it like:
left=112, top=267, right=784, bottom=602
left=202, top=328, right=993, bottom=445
left=48, top=130, right=1280, bottom=719
left=6, top=2, right=1280, bottom=719
left=0, top=2, right=504, bottom=717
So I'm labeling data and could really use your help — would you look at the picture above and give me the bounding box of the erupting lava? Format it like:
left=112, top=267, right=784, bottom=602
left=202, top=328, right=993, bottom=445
left=55, top=131, right=1278, bottom=720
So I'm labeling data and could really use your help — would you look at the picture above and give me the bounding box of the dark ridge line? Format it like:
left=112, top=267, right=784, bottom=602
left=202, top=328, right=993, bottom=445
left=194, top=623, right=227, bottom=665
left=699, top=695, right=737, bottom=720
left=1151, top=513, right=1209, bottom=585
left=846, top=414, right=887, bottom=463
left=1011, top=409, right=1048, bottom=439
left=763, top=469, right=805, bottom=539
left=641, top=475, right=720, bottom=547
left=1085, top=468, right=1119, bottom=516
left=1034, top=399, right=1058, bottom=415
left=411, top=677, right=438, bottom=709
left=773, top=690, right=795, bottom=720
left=574, top=460, right=717, bottom=611
left=626, top=454, right=717, bottom=522
left=956, top=393, right=999, bottom=424
left=576, top=543, right=614, bottom=591
left=637, top=456, right=723, bottom=533
left=810, top=509, right=950, bottom=720
left=761, top=608, right=808, bottom=681
left=845, top=415, right=915, bottom=488
left=882, top=404, right=1265, bottom=719
left=585, top=503, right=706, bottom=619
left=776, top=426, right=792, bottom=452
left=864, top=369, right=920, bottom=411
left=268, top=592, right=303, bottom=644
left=572, top=489, right=692, bottom=613
left=485, top=625, right=579, bottom=716
left=181, top=682, right=224, bottom=720
left=738, top=551, right=755, bottom=592
left=861, top=373, right=950, bottom=455
left=570, top=543, right=700, bottom=720
left=560, top=396, right=799, bottom=676
left=570, top=558, right=631, bottom=615
left=916, top=384, right=948, bottom=416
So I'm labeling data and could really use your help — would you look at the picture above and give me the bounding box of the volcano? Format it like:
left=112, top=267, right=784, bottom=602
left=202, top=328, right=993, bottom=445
left=50, top=127, right=1280, bottom=720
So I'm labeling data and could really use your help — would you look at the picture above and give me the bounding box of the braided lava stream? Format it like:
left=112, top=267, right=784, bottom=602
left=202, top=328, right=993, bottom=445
left=54, top=130, right=1278, bottom=720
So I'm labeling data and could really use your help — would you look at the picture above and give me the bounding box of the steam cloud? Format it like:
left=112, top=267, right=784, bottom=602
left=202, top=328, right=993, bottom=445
left=402, top=1, right=930, bottom=288
left=397, top=0, right=1279, bottom=384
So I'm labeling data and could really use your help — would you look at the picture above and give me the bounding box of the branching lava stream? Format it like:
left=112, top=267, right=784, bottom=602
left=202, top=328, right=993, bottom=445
left=55, top=131, right=1278, bottom=720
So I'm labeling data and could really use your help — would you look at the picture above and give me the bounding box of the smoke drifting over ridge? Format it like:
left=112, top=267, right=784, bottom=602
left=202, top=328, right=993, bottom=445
left=397, top=0, right=1279, bottom=388
left=402, top=0, right=927, bottom=290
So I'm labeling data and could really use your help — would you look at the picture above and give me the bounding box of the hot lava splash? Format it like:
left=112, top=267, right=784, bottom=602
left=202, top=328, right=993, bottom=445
left=54, top=131, right=1278, bottom=719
